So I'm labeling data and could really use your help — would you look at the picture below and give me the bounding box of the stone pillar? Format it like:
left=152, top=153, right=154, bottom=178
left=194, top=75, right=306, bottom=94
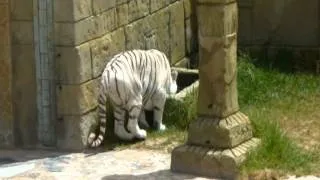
left=10, top=0, right=38, bottom=147
left=0, top=0, right=14, bottom=147
left=170, top=0, right=260, bottom=179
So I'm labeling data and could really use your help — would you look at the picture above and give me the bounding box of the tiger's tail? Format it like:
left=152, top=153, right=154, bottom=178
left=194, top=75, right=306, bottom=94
left=87, top=85, right=107, bottom=148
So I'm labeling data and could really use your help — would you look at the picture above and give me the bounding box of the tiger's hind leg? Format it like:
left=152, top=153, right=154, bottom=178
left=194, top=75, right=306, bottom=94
left=152, top=89, right=167, bottom=131
left=138, top=110, right=150, bottom=129
left=127, top=97, right=147, bottom=139
left=113, top=106, right=135, bottom=141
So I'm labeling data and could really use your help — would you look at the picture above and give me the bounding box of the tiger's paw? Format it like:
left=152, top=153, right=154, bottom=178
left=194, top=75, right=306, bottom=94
left=159, top=124, right=166, bottom=131
left=136, top=129, right=147, bottom=139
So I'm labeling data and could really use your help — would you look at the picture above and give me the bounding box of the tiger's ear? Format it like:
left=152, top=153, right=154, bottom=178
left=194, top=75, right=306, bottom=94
left=171, top=69, right=178, bottom=81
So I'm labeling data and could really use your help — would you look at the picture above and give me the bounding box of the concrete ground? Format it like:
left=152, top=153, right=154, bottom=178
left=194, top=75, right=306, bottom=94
left=0, top=149, right=319, bottom=180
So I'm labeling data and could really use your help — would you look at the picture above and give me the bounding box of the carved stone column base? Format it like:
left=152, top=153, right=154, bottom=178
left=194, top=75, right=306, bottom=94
left=188, top=112, right=253, bottom=148
left=171, top=138, right=261, bottom=180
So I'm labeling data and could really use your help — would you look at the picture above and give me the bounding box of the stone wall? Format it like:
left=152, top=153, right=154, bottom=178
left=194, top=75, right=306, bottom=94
left=0, top=0, right=37, bottom=148
left=0, top=0, right=13, bottom=147
left=238, top=0, right=320, bottom=72
left=54, top=0, right=196, bottom=149
left=10, top=0, right=38, bottom=147
left=0, top=0, right=196, bottom=149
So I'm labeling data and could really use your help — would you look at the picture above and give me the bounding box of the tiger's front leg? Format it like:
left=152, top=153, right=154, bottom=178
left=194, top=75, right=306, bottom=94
left=152, top=89, right=167, bottom=131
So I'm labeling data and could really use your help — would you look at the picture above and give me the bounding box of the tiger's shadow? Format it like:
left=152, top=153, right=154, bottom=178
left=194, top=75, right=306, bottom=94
left=87, top=103, right=158, bottom=152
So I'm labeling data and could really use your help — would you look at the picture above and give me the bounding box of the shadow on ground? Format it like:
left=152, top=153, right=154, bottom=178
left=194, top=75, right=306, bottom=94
left=101, top=170, right=203, bottom=180
left=0, top=147, right=112, bottom=168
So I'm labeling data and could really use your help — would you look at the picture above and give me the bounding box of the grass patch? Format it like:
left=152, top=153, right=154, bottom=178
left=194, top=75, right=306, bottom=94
left=163, top=88, right=198, bottom=130
left=101, top=88, right=198, bottom=150
left=102, top=52, right=320, bottom=175
left=238, top=52, right=320, bottom=175
left=241, top=115, right=317, bottom=175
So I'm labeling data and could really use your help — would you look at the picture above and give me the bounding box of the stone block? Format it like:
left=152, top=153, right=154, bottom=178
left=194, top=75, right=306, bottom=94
left=0, top=45, right=10, bottom=70
left=116, top=0, right=128, bottom=5
left=197, top=2, right=237, bottom=37
left=0, top=44, right=12, bottom=123
left=173, top=57, right=190, bottom=68
left=125, top=18, right=149, bottom=50
left=150, top=0, right=168, bottom=13
left=293, top=48, right=319, bottom=72
left=54, top=22, right=74, bottom=45
left=197, top=34, right=239, bottom=117
left=171, top=138, right=261, bottom=179
left=0, top=92, right=13, bottom=122
left=0, top=0, right=8, bottom=3
left=198, top=0, right=236, bottom=3
left=10, top=0, right=33, bottom=20
left=170, top=0, right=179, bottom=3
left=11, top=21, right=33, bottom=45
left=92, top=0, right=115, bottom=15
left=147, top=8, right=170, bottom=56
left=169, top=1, right=185, bottom=64
left=56, top=43, right=92, bottom=84
left=238, top=0, right=253, bottom=8
left=90, top=28, right=126, bottom=78
left=55, top=9, right=116, bottom=46
left=57, top=111, right=97, bottom=150
left=0, top=27, right=9, bottom=45
left=116, top=2, right=129, bottom=27
left=11, top=45, right=38, bottom=147
left=188, top=112, right=253, bottom=148
left=125, top=6, right=170, bottom=55
left=184, top=16, right=198, bottom=57
left=57, top=79, right=99, bottom=116
left=185, top=18, right=192, bottom=55
left=0, top=129, right=13, bottom=147
left=0, top=44, right=9, bottom=63
left=128, top=0, right=150, bottom=23
left=154, top=25, right=171, bottom=58
left=251, top=0, right=318, bottom=46
left=0, top=4, right=8, bottom=26
left=238, top=7, right=252, bottom=45
left=183, top=0, right=192, bottom=18
left=54, top=0, right=92, bottom=22
left=0, top=7, right=9, bottom=46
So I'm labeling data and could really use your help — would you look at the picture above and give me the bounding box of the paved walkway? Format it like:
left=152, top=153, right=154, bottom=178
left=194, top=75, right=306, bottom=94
left=0, top=149, right=210, bottom=180
left=0, top=149, right=319, bottom=180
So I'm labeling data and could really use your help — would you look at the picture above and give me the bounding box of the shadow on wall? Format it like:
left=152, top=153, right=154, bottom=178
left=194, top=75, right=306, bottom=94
left=238, top=0, right=320, bottom=74
left=238, top=48, right=319, bottom=75
left=188, top=0, right=199, bottom=69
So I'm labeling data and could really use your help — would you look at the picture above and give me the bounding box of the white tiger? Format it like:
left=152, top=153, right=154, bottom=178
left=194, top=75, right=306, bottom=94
left=87, top=49, right=178, bottom=148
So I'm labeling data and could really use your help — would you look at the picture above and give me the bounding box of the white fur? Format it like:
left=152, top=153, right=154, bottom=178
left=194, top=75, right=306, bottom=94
left=88, top=49, right=178, bottom=147
left=169, top=82, right=178, bottom=95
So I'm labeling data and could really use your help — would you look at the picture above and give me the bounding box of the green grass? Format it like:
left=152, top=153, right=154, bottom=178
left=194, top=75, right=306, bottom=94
left=238, top=52, right=320, bottom=175
left=104, top=52, right=320, bottom=175
left=241, top=114, right=318, bottom=174
left=102, top=89, right=198, bottom=150
left=159, top=52, right=320, bottom=175
left=163, top=88, right=198, bottom=130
